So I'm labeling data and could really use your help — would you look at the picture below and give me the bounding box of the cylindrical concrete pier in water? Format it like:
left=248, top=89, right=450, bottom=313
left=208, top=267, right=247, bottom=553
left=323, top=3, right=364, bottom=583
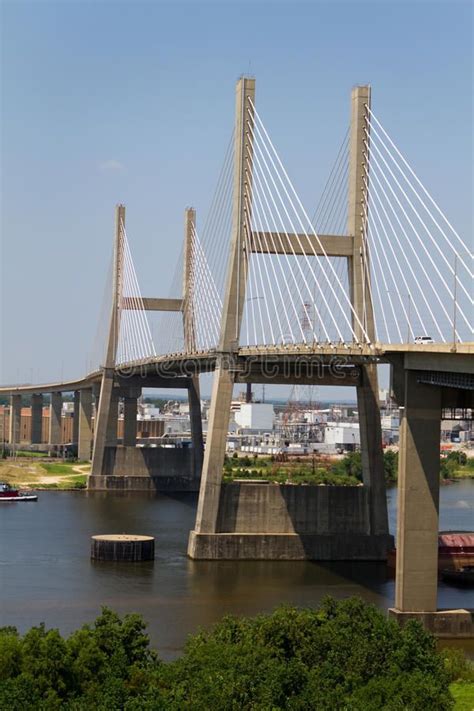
left=91, top=534, right=155, bottom=562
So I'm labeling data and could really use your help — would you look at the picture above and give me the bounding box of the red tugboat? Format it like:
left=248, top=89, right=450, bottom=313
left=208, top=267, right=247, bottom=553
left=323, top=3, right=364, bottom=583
left=0, top=482, right=37, bottom=502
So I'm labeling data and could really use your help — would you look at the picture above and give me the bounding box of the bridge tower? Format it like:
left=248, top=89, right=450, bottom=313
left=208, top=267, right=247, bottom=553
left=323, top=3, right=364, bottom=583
left=89, top=204, right=204, bottom=489
left=188, top=78, right=391, bottom=560
left=91, top=204, right=125, bottom=475
left=191, top=76, right=255, bottom=537
left=348, top=86, right=388, bottom=539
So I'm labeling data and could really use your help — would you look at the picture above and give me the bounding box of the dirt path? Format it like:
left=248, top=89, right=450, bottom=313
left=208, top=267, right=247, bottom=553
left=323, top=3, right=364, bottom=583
left=72, top=464, right=91, bottom=475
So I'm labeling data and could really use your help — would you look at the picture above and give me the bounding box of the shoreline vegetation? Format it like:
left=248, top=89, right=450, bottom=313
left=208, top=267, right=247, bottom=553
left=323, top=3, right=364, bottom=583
left=0, top=599, right=472, bottom=710
left=223, top=449, right=474, bottom=487
left=0, top=448, right=472, bottom=490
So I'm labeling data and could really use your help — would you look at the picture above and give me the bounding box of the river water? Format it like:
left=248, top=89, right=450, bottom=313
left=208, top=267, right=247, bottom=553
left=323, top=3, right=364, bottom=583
left=1, top=482, right=473, bottom=659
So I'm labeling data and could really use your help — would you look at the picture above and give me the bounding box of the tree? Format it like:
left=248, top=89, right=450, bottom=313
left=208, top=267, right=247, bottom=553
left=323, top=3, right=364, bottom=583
left=151, top=598, right=453, bottom=710
left=0, top=608, right=157, bottom=710
left=446, top=450, right=467, bottom=466
left=0, top=600, right=457, bottom=710
left=383, top=449, right=398, bottom=484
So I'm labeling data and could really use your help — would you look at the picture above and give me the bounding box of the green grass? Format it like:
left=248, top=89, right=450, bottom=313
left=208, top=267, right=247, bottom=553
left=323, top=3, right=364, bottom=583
left=40, top=462, right=79, bottom=475
left=14, top=450, right=45, bottom=458
left=450, top=682, right=474, bottom=711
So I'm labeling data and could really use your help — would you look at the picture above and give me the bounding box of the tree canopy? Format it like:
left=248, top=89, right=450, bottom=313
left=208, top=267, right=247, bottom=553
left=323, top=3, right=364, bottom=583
left=0, top=598, right=460, bottom=710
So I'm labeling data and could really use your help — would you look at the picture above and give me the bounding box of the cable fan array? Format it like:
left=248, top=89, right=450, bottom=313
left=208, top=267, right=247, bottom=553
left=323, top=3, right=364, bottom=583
left=152, top=133, right=235, bottom=356
left=104, top=97, right=472, bottom=366
left=241, top=100, right=367, bottom=347
left=115, top=224, right=156, bottom=365
left=193, top=132, right=235, bottom=308
left=364, top=109, right=472, bottom=344
left=153, top=248, right=185, bottom=356
left=184, top=224, right=222, bottom=350
left=112, top=219, right=225, bottom=363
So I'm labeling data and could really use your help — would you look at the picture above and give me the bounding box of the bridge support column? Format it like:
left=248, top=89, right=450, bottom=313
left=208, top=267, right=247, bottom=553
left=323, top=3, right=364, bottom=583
left=72, top=391, right=80, bottom=445
left=190, top=365, right=234, bottom=545
left=106, top=389, right=119, bottom=446
left=188, top=376, right=204, bottom=479
left=389, top=370, right=472, bottom=636
left=91, top=372, right=116, bottom=475
left=9, top=394, right=22, bottom=447
left=123, top=391, right=138, bottom=447
left=396, top=371, right=441, bottom=612
left=78, top=389, right=93, bottom=460
left=49, top=392, right=62, bottom=447
left=31, top=394, right=43, bottom=444
left=357, top=366, right=389, bottom=536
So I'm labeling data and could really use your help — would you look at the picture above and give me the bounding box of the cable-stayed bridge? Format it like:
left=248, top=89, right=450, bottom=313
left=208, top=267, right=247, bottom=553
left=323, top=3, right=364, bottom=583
left=1, top=78, right=473, bottom=635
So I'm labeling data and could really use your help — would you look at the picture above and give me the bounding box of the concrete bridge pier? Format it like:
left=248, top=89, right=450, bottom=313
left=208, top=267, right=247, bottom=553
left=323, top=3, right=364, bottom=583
left=389, top=368, right=473, bottom=637
left=72, top=391, right=80, bottom=445
left=188, top=376, right=204, bottom=483
left=9, top=394, right=22, bottom=448
left=123, top=388, right=139, bottom=447
left=78, top=388, right=93, bottom=460
left=105, top=385, right=119, bottom=447
left=30, top=394, right=43, bottom=444
left=49, top=392, right=62, bottom=450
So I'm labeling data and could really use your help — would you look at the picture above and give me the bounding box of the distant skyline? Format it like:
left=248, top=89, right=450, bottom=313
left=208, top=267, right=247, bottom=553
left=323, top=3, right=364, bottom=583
left=1, top=0, right=472, bottom=398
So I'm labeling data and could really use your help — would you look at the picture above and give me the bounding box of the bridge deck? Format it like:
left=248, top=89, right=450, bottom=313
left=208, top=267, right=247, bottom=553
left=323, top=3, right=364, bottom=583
left=0, top=343, right=471, bottom=395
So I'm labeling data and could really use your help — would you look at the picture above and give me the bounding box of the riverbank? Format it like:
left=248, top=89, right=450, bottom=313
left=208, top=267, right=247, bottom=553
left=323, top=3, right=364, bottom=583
left=0, top=458, right=90, bottom=489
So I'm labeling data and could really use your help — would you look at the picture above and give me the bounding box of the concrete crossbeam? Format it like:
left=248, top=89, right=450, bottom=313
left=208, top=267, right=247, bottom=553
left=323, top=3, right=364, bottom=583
left=121, top=297, right=183, bottom=312
left=250, top=232, right=354, bottom=257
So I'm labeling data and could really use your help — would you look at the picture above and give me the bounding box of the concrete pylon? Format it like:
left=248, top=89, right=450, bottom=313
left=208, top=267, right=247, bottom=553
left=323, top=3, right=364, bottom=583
left=31, top=394, right=43, bottom=444
left=91, top=204, right=125, bottom=476
left=348, top=86, right=389, bottom=538
left=189, top=77, right=255, bottom=549
left=183, top=207, right=204, bottom=478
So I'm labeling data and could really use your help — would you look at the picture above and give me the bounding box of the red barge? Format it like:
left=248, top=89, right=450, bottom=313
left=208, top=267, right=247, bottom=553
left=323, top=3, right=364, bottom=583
left=388, top=531, right=474, bottom=572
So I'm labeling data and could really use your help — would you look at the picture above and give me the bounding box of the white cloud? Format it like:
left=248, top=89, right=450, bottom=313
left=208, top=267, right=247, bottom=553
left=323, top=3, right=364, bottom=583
left=98, top=159, right=126, bottom=174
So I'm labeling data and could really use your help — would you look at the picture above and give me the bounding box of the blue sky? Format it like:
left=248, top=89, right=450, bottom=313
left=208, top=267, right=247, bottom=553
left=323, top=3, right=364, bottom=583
left=1, top=0, right=472, bottom=399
